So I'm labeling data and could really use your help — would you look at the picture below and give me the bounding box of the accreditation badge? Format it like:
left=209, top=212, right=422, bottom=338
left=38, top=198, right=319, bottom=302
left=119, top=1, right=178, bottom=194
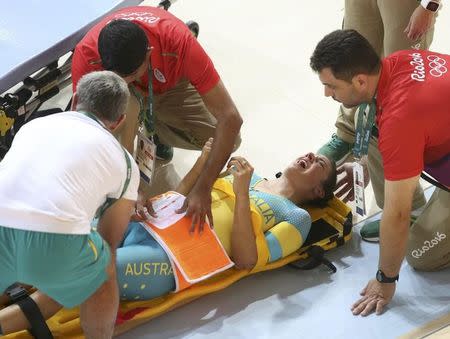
left=136, top=130, right=156, bottom=184
left=353, top=161, right=366, bottom=217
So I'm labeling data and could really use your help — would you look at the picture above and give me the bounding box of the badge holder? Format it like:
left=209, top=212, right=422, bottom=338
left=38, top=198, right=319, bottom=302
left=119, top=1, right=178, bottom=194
left=136, top=127, right=156, bottom=185
left=353, top=158, right=367, bottom=217
left=352, top=101, right=376, bottom=217
left=135, top=66, right=157, bottom=184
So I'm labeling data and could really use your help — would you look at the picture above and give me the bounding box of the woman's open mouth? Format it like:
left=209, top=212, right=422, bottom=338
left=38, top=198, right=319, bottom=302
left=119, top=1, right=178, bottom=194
left=296, top=158, right=309, bottom=169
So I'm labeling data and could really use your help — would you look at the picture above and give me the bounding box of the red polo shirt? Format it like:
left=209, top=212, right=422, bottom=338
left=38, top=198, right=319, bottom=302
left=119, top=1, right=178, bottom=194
left=72, top=6, right=220, bottom=95
left=376, top=50, right=450, bottom=181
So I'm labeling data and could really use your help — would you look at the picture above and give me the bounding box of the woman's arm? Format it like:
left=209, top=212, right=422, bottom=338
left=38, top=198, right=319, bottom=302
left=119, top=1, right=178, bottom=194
left=263, top=206, right=311, bottom=263
left=264, top=214, right=311, bottom=263
left=229, top=157, right=258, bottom=269
left=231, top=192, right=257, bottom=269
left=176, top=155, right=209, bottom=196
left=175, top=138, right=213, bottom=196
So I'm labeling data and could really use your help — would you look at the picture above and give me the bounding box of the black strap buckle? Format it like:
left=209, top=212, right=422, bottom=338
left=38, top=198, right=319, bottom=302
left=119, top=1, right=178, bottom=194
left=289, top=246, right=337, bottom=273
left=4, top=283, right=54, bottom=339
left=5, top=283, right=29, bottom=303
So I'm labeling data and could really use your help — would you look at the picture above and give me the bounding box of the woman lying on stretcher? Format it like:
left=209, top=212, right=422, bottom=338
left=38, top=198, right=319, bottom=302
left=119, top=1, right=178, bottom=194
left=0, top=139, right=336, bottom=333
left=118, top=138, right=337, bottom=300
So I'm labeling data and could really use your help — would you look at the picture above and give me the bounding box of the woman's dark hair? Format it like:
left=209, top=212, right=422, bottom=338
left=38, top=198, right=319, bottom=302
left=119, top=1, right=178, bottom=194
left=310, top=29, right=381, bottom=83
left=98, top=20, right=149, bottom=76
left=307, top=158, right=337, bottom=208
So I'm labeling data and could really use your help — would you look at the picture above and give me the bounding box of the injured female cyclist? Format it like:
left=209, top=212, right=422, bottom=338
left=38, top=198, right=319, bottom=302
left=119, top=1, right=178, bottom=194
left=119, top=138, right=337, bottom=300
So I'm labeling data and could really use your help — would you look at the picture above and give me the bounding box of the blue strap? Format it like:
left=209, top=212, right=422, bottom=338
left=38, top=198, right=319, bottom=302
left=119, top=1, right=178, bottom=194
left=353, top=99, right=377, bottom=158
left=134, top=66, right=155, bottom=137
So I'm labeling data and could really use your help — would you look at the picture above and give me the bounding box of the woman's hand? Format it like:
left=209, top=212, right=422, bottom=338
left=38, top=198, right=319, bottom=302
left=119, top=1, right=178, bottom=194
left=199, top=137, right=213, bottom=163
left=227, top=156, right=254, bottom=197
left=228, top=156, right=257, bottom=269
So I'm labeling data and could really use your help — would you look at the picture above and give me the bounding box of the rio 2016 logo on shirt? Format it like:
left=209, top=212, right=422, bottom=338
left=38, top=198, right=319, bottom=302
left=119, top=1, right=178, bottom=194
left=427, top=55, right=447, bottom=78
left=409, top=53, right=447, bottom=82
left=115, top=12, right=160, bottom=24
left=410, top=53, right=426, bottom=82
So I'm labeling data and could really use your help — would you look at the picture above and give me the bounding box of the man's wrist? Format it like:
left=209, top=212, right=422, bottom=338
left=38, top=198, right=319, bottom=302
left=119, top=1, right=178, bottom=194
left=420, top=0, right=441, bottom=12
left=376, top=269, right=399, bottom=283
left=192, top=178, right=213, bottom=193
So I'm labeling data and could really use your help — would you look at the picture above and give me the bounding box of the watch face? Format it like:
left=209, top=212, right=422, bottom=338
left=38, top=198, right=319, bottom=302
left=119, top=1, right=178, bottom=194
left=427, top=2, right=439, bottom=11
left=376, top=270, right=383, bottom=282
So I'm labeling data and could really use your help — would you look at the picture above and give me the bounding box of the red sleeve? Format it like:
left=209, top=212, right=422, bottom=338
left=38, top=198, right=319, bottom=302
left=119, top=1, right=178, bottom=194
left=183, top=35, right=220, bottom=95
left=378, top=115, right=425, bottom=181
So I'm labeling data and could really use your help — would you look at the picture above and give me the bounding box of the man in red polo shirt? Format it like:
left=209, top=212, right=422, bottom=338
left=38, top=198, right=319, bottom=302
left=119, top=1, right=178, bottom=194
left=72, top=6, right=242, bottom=232
left=310, top=29, right=450, bottom=316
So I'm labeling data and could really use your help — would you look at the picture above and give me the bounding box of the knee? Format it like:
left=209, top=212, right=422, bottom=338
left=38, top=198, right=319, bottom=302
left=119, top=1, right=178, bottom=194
left=406, top=254, right=445, bottom=272
left=406, top=240, right=433, bottom=271
left=406, top=228, right=450, bottom=271
left=406, top=248, right=450, bottom=272
left=406, top=253, right=434, bottom=271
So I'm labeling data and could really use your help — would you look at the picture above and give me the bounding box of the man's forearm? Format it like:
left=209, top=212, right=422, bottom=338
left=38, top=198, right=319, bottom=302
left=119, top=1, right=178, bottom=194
left=379, top=210, right=411, bottom=277
left=97, top=199, right=135, bottom=249
left=176, top=156, right=207, bottom=195
left=194, top=113, right=241, bottom=190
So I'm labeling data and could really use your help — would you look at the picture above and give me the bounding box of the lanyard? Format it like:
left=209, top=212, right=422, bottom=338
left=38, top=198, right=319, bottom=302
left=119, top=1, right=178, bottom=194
left=134, top=66, right=155, bottom=137
left=129, top=66, right=157, bottom=185
left=81, top=111, right=132, bottom=217
left=353, top=99, right=377, bottom=159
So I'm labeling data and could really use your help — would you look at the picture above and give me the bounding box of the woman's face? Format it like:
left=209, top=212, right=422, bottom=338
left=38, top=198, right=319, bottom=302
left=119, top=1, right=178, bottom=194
left=284, top=152, right=333, bottom=199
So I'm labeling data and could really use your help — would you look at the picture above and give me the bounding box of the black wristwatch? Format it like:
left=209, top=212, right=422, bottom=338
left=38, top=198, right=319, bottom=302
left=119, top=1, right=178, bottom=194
left=376, top=269, right=399, bottom=283
left=420, top=0, right=440, bottom=12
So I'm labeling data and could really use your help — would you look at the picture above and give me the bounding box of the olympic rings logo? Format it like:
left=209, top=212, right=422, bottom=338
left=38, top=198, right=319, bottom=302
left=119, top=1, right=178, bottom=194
left=427, top=55, right=447, bottom=77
